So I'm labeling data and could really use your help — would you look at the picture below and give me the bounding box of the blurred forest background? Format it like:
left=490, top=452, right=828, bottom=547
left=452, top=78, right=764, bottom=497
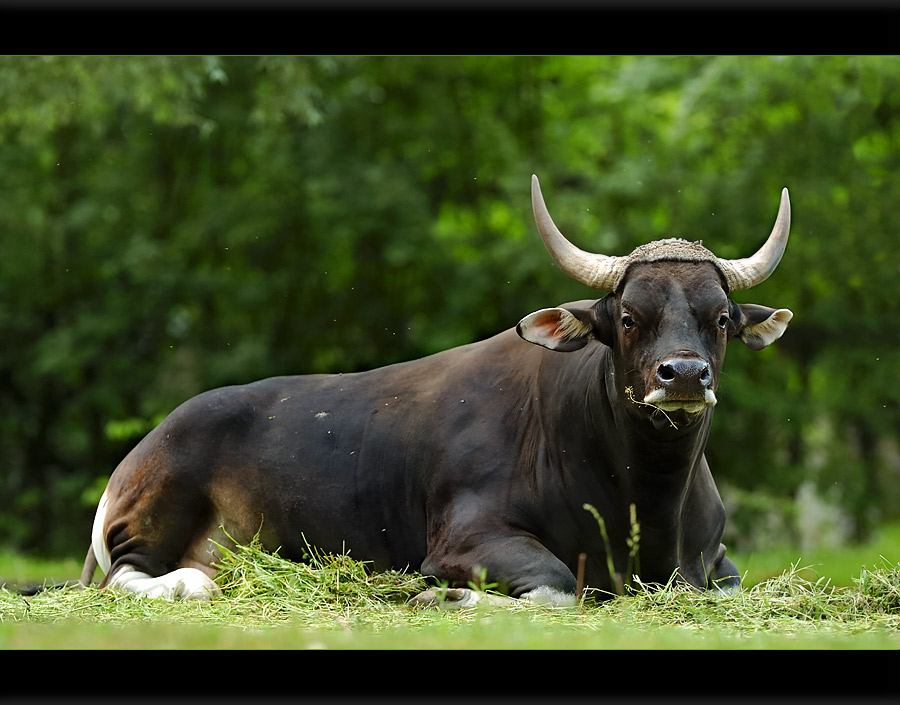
left=1, top=55, right=898, bottom=560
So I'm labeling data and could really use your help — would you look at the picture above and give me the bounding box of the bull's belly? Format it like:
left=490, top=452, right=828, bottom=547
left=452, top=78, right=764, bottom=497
left=203, top=472, right=429, bottom=574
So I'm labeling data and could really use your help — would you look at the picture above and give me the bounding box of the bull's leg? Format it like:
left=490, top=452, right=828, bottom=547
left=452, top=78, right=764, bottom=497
left=415, top=533, right=580, bottom=609
left=89, top=486, right=221, bottom=601
left=106, top=565, right=219, bottom=600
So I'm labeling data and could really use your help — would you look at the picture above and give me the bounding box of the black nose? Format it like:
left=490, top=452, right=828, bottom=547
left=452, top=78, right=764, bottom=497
left=656, top=358, right=711, bottom=388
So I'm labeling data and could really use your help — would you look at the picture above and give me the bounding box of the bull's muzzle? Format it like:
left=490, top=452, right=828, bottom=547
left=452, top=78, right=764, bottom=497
left=644, top=357, right=717, bottom=414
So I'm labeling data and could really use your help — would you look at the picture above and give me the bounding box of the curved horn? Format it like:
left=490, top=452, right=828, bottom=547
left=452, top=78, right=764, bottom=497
left=716, top=188, right=791, bottom=291
left=531, top=174, right=625, bottom=291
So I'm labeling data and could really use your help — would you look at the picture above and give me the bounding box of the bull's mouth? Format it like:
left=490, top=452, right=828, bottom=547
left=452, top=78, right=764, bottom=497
left=627, top=387, right=717, bottom=430
left=644, top=388, right=717, bottom=415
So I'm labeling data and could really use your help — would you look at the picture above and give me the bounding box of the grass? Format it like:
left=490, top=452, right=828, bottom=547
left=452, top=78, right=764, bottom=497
left=0, top=552, right=84, bottom=587
left=730, top=520, right=900, bottom=587
left=2, top=532, right=900, bottom=649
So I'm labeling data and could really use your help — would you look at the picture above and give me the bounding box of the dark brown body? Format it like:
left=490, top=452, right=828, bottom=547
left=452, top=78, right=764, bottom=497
left=96, top=284, right=756, bottom=597
left=84, top=176, right=793, bottom=604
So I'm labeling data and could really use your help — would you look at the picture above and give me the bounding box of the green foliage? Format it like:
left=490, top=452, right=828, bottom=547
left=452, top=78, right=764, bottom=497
left=0, top=56, right=898, bottom=557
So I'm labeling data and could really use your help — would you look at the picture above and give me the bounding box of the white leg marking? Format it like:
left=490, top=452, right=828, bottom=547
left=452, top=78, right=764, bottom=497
left=445, top=588, right=515, bottom=609
left=108, top=565, right=220, bottom=601
left=91, top=489, right=112, bottom=576
left=411, top=586, right=577, bottom=610
left=410, top=587, right=515, bottom=610
left=521, top=586, right=578, bottom=608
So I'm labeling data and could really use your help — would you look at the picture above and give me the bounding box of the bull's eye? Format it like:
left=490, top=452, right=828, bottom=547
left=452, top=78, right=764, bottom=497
left=622, top=314, right=636, bottom=330
left=717, top=314, right=729, bottom=330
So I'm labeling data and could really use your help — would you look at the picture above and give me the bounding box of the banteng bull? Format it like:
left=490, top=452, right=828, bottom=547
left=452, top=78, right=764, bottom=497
left=79, top=175, right=792, bottom=607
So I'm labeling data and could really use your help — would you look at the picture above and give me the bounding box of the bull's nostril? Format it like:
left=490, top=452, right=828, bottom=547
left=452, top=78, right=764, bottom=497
left=657, top=358, right=711, bottom=387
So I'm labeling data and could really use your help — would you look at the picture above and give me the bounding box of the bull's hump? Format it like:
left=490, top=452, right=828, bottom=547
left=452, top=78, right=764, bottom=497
left=205, top=327, right=536, bottom=410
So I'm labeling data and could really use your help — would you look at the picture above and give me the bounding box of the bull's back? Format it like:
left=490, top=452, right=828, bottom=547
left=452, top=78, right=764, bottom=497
left=101, top=328, right=538, bottom=577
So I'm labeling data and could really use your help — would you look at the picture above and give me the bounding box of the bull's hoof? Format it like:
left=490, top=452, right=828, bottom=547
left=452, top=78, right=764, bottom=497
left=710, top=580, right=742, bottom=596
left=409, top=587, right=515, bottom=610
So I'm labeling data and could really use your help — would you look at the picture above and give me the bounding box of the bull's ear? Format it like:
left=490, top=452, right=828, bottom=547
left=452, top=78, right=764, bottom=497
left=735, top=303, right=793, bottom=351
left=517, top=307, right=595, bottom=352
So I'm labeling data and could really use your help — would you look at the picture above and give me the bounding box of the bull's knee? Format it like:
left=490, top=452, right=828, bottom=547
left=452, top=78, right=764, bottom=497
left=107, top=565, right=219, bottom=600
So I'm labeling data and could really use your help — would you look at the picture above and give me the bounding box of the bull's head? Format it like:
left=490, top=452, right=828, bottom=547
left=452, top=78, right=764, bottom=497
left=518, top=175, right=792, bottom=431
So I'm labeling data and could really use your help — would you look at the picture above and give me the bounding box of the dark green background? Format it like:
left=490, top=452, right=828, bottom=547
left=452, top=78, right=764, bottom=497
left=1, top=56, right=897, bottom=557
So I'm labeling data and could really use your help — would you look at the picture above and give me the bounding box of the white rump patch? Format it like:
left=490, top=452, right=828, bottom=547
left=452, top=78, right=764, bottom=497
left=90, top=488, right=112, bottom=576
left=108, top=565, right=219, bottom=601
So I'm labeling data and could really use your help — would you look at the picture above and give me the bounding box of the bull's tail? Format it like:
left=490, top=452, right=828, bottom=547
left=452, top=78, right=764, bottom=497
left=79, top=543, right=99, bottom=586
left=3, top=580, right=80, bottom=596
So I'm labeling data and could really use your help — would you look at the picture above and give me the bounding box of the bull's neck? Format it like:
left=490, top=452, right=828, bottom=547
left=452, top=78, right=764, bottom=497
left=532, top=344, right=718, bottom=583
left=540, top=344, right=707, bottom=449
left=538, top=342, right=710, bottom=511
left=600, top=346, right=711, bottom=473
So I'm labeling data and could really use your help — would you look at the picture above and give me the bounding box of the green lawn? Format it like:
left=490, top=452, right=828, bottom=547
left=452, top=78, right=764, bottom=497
left=2, top=611, right=898, bottom=650
left=5, top=521, right=899, bottom=589
left=2, top=529, right=899, bottom=649
left=730, top=520, right=900, bottom=587
left=0, top=552, right=83, bottom=587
